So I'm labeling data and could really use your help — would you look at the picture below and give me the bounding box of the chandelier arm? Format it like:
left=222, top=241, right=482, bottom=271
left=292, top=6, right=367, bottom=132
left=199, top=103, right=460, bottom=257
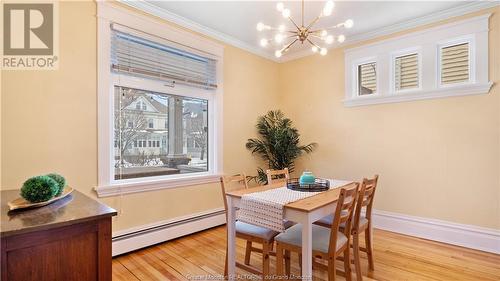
left=282, top=39, right=298, bottom=53
left=324, top=24, right=344, bottom=30
left=309, top=34, right=324, bottom=40
left=305, top=16, right=321, bottom=31
left=268, top=34, right=298, bottom=46
left=288, top=16, right=301, bottom=31
left=306, top=38, right=321, bottom=48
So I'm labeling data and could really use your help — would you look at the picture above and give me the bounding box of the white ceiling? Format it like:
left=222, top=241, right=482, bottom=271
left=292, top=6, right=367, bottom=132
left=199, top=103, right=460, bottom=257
left=140, top=1, right=495, bottom=61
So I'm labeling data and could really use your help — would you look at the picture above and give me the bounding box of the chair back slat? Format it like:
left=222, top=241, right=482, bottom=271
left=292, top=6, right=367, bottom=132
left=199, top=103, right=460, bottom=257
left=352, top=175, right=379, bottom=233
left=220, top=173, right=248, bottom=220
left=266, top=168, right=289, bottom=185
left=328, top=182, right=359, bottom=255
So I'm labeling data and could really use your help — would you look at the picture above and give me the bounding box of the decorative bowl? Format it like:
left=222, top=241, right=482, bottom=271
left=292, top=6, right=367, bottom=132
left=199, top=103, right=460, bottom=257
left=299, top=171, right=316, bottom=185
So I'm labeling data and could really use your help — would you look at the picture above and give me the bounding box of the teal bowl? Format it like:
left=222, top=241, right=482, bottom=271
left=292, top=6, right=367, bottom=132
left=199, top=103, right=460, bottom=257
left=299, top=171, right=316, bottom=185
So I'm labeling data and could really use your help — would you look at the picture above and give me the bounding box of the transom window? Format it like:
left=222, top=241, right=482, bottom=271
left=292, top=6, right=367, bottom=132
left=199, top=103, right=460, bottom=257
left=394, top=53, right=419, bottom=91
left=344, top=14, right=490, bottom=107
left=358, top=62, right=377, bottom=96
left=440, top=42, right=470, bottom=85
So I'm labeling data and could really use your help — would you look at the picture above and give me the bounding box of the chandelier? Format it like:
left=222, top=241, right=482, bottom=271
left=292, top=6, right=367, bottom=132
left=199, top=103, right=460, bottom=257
left=256, top=0, right=353, bottom=58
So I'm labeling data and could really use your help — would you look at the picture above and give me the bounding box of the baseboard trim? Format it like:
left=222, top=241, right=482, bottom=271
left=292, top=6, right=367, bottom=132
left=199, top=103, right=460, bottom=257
left=111, top=208, right=500, bottom=256
left=371, top=209, right=500, bottom=254
left=112, top=208, right=226, bottom=256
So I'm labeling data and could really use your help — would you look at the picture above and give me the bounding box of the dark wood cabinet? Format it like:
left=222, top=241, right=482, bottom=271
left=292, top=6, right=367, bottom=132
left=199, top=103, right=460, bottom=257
left=1, top=190, right=116, bottom=281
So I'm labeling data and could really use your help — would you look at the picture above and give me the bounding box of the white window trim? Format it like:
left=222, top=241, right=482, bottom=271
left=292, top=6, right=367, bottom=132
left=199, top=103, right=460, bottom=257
left=389, top=47, right=423, bottom=94
left=96, top=2, right=224, bottom=197
left=344, top=14, right=492, bottom=107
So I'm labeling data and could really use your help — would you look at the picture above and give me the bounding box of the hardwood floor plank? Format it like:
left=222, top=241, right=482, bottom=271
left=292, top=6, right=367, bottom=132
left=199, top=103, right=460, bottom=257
left=112, top=259, right=140, bottom=281
left=113, top=226, right=500, bottom=281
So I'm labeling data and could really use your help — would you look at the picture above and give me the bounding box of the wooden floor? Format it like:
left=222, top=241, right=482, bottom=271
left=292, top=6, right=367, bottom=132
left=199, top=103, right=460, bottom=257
left=112, top=226, right=500, bottom=281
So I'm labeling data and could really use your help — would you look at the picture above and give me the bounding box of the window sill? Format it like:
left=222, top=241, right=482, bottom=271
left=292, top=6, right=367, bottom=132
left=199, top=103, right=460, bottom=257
left=94, top=174, right=221, bottom=197
left=343, top=82, right=493, bottom=107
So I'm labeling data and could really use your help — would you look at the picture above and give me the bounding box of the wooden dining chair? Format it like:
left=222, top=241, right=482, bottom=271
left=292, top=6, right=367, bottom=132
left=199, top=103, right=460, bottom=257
left=221, top=173, right=278, bottom=279
left=315, top=175, right=379, bottom=281
left=274, top=182, right=359, bottom=281
left=266, top=168, right=289, bottom=185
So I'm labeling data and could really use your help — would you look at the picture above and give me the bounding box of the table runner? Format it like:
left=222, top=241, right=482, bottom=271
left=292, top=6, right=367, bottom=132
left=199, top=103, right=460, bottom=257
left=236, top=179, right=352, bottom=232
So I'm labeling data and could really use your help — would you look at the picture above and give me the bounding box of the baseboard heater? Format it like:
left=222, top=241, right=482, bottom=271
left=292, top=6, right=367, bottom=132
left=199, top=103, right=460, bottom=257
left=112, top=208, right=226, bottom=256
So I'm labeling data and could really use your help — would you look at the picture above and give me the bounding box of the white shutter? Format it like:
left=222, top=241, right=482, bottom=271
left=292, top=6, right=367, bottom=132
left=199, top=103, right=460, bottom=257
left=395, top=53, right=419, bottom=91
left=111, top=27, right=217, bottom=90
left=358, top=63, right=377, bottom=95
left=441, top=43, right=469, bottom=84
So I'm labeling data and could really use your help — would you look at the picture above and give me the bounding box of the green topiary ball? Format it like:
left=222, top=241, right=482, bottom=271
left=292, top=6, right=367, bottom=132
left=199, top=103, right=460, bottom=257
left=20, top=176, right=59, bottom=203
left=46, top=173, right=66, bottom=196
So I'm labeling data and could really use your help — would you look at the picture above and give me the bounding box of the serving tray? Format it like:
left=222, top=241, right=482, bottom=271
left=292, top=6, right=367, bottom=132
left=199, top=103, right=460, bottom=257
left=286, top=178, right=330, bottom=192
left=8, top=186, right=74, bottom=211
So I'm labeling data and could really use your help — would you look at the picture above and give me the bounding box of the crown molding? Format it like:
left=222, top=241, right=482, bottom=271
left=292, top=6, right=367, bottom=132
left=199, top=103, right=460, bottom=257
left=120, top=0, right=498, bottom=64
left=120, top=0, right=278, bottom=62
left=280, top=1, right=499, bottom=63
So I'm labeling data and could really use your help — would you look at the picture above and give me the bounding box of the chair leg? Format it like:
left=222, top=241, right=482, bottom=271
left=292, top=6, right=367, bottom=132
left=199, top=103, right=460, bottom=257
left=224, top=246, right=228, bottom=280
left=284, top=250, right=291, bottom=277
left=352, top=233, right=363, bottom=281
left=343, top=245, right=352, bottom=281
left=328, top=255, right=336, bottom=281
left=276, top=243, right=284, bottom=277
left=262, top=242, right=271, bottom=280
left=365, top=227, right=374, bottom=271
left=244, top=241, right=252, bottom=265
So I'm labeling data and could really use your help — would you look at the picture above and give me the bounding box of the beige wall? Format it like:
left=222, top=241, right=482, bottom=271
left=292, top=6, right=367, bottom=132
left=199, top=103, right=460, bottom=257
left=1, top=1, right=279, bottom=232
left=1, top=2, right=498, bottom=233
left=278, top=7, right=500, bottom=229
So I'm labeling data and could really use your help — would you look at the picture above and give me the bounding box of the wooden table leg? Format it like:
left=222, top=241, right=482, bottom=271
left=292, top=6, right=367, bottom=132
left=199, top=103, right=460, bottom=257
left=301, top=215, right=313, bottom=281
left=227, top=196, right=236, bottom=280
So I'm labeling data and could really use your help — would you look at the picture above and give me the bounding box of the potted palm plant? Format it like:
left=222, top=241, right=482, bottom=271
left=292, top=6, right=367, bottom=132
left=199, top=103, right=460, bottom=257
left=246, top=110, right=317, bottom=184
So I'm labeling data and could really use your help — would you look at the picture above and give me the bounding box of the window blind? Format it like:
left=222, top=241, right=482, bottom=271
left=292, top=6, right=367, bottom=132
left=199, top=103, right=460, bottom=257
left=358, top=63, right=377, bottom=95
left=111, top=27, right=217, bottom=90
left=395, top=53, right=419, bottom=91
left=441, top=43, right=469, bottom=84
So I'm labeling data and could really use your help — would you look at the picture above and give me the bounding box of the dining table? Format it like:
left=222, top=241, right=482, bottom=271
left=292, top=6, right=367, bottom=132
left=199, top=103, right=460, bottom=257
left=225, top=180, right=353, bottom=280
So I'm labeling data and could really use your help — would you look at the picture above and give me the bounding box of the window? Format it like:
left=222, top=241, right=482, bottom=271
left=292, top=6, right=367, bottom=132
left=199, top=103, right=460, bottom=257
left=358, top=62, right=377, bottom=96
left=344, top=14, right=491, bottom=107
left=394, top=53, right=419, bottom=91
left=114, top=86, right=209, bottom=180
left=98, top=3, right=223, bottom=196
left=440, top=42, right=469, bottom=85
left=106, top=22, right=219, bottom=185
